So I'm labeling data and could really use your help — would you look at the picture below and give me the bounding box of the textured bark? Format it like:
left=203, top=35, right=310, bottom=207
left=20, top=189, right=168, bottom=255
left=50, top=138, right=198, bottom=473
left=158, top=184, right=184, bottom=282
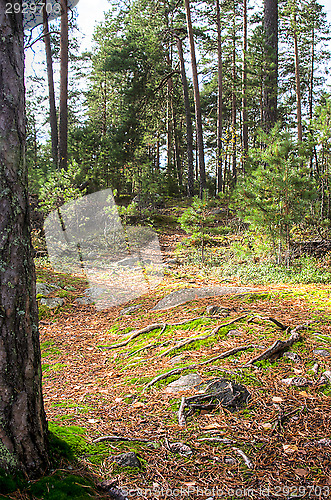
left=293, top=9, right=302, bottom=142
left=242, top=0, right=248, bottom=171
left=263, top=0, right=278, bottom=131
left=176, top=36, right=194, bottom=197
left=184, top=0, right=206, bottom=197
left=231, top=0, right=237, bottom=185
left=58, top=0, right=69, bottom=170
left=43, top=4, right=58, bottom=168
left=216, top=0, right=223, bottom=194
left=0, top=1, right=49, bottom=476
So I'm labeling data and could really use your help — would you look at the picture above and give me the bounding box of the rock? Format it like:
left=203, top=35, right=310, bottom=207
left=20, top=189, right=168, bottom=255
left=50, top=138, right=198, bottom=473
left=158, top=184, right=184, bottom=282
left=281, top=377, right=311, bottom=387
left=117, top=257, right=139, bottom=267
left=84, top=286, right=107, bottom=298
left=228, top=329, right=242, bottom=337
left=113, top=452, right=141, bottom=468
left=311, top=363, right=320, bottom=376
left=169, top=355, right=184, bottom=365
left=36, top=283, right=59, bottom=296
left=206, top=305, right=230, bottom=315
left=224, top=456, right=237, bottom=465
left=98, top=481, right=128, bottom=500
left=313, top=349, right=331, bottom=358
left=165, top=373, right=202, bottom=394
left=168, top=442, right=192, bottom=456
left=284, top=352, right=302, bottom=363
left=152, top=286, right=253, bottom=311
left=317, top=370, right=331, bottom=385
left=40, top=297, right=64, bottom=309
left=75, top=297, right=94, bottom=305
left=165, top=258, right=179, bottom=266
left=119, top=304, right=142, bottom=315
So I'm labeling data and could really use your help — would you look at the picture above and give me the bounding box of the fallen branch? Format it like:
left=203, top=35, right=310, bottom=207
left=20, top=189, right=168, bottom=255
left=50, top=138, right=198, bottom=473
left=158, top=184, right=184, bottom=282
left=178, top=397, right=186, bottom=427
left=198, top=437, right=234, bottom=444
left=93, top=435, right=151, bottom=444
left=156, top=315, right=248, bottom=359
left=243, top=324, right=307, bottom=367
left=248, top=315, right=287, bottom=330
left=143, top=344, right=261, bottom=391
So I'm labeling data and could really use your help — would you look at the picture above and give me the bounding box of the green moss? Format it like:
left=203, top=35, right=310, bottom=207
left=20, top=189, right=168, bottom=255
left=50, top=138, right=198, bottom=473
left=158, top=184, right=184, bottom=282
left=28, top=472, right=95, bottom=499
left=0, top=468, right=25, bottom=494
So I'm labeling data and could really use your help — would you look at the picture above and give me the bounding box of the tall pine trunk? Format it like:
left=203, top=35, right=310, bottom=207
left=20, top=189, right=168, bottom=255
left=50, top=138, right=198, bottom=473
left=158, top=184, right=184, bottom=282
left=216, top=0, right=223, bottom=194
left=58, top=0, right=69, bottom=170
left=43, top=4, right=58, bottom=168
left=184, top=0, right=206, bottom=197
left=0, top=1, right=49, bottom=477
left=176, top=36, right=194, bottom=197
left=263, top=0, right=278, bottom=131
left=293, top=7, right=302, bottom=142
left=242, top=0, right=248, bottom=171
left=231, top=0, right=237, bottom=185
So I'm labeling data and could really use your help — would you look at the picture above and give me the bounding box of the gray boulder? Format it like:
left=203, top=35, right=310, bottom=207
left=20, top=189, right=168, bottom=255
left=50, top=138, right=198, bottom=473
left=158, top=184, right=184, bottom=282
left=313, top=349, right=330, bottom=358
left=75, top=297, right=94, bottom=305
left=165, top=373, right=202, bottom=394
left=36, top=283, right=59, bottom=297
left=40, top=297, right=64, bottom=309
left=113, top=452, right=141, bottom=468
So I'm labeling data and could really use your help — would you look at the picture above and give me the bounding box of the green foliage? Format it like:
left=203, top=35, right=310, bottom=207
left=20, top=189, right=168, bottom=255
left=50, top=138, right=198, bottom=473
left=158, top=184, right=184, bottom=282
left=39, top=160, right=85, bottom=215
left=234, top=127, right=317, bottom=264
left=178, top=194, right=220, bottom=263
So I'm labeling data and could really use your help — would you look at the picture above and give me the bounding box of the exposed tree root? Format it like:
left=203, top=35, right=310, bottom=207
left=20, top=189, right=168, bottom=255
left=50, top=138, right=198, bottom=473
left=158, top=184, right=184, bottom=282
left=156, top=315, right=248, bottom=359
left=232, top=447, right=254, bottom=468
left=243, top=324, right=307, bottom=367
left=247, top=315, right=287, bottom=330
left=103, top=317, right=207, bottom=350
left=143, top=344, right=261, bottom=391
left=178, top=397, right=186, bottom=427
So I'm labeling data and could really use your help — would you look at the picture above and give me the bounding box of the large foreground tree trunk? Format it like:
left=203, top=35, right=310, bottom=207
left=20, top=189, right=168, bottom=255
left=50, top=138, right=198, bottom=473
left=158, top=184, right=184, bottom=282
left=0, top=2, right=49, bottom=477
left=216, top=0, right=223, bottom=194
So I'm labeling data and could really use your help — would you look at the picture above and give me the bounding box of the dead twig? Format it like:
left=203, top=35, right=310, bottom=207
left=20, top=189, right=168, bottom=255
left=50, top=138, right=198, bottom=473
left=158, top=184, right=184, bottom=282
left=178, top=397, right=186, bottom=427
left=232, top=447, right=253, bottom=469
left=243, top=324, right=307, bottom=367
left=197, top=437, right=234, bottom=444
left=143, top=344, right=261, bottom=391
left=93, top=435, right=151, bottom=444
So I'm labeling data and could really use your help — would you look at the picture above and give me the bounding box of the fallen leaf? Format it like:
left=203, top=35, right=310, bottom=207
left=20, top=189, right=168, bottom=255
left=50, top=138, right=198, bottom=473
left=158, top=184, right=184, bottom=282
left=283, top=444, right=298, bottom=453
left=298, top=391, right=310, bottom=397
left=262, top=423, right=273, bottom=430
left=294, top=468, right=308, bottom=476
left=184, top=482, right=196, bottom=487
left=203, top=423, right=222, bottom=430
left=272, top=397, right=283, bottom=403
left=293, top=368, right=302, bottom=375
left=88, top=419, right=98, bottom=423
left=115, top=397, right=123, bottom=403
left=132, top=401, right=145, bottom=408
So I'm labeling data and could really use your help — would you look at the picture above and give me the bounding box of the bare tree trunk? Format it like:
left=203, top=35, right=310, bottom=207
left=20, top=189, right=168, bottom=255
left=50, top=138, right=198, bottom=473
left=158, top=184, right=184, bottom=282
left=242, top=0, right=248, bottom=172
left=0, top=1, right=49, bottom=477
left=216, top=0, right=223, bottom=194
left=293, top=8, right=302, bottom=142
left=43, top=4, right=58, bottom=167
left=176, top=36, right=194, bottom=197
left=58, top=0, right=69, bottom=170
left=263, top=0, right=278, bottom=131
left=184, top=0, right=206, bottom=197
left=231, top=0, right=237, bottom=185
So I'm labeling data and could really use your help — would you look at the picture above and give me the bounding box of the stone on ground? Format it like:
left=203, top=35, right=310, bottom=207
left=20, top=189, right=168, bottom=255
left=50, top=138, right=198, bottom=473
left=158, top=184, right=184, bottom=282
left=164, top=373, right=202, bottom=394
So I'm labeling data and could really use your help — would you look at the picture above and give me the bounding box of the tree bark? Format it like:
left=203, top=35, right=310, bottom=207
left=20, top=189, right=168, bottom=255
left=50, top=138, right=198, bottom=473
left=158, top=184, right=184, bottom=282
left=184, top=0, right=206, bottom=197
left=216, top=0, right=223, bottom=194
left=0, top=1, right=49, bottom=477
left=175, top=36, right=194, bottom=197
left=242, top=0, right=248, bottom=171
left=58, top=0, right=69, bottom=170
left=293, top=8, right=302, bottom=142
left=263, top=0, right=278, bottom=131
left=43, top=3, right=58, bottom=168
left=231, top=0, right=237, bottom=185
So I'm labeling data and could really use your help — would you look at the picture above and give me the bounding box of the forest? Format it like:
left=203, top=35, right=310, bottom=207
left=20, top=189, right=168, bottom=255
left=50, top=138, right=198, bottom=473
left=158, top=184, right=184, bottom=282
left=0, top=0, right=331, bottom=498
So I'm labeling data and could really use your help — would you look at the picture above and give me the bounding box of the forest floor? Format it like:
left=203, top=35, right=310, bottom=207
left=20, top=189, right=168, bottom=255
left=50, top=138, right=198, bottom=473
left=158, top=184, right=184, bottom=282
left=7, top=227, right=331, bottom=500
